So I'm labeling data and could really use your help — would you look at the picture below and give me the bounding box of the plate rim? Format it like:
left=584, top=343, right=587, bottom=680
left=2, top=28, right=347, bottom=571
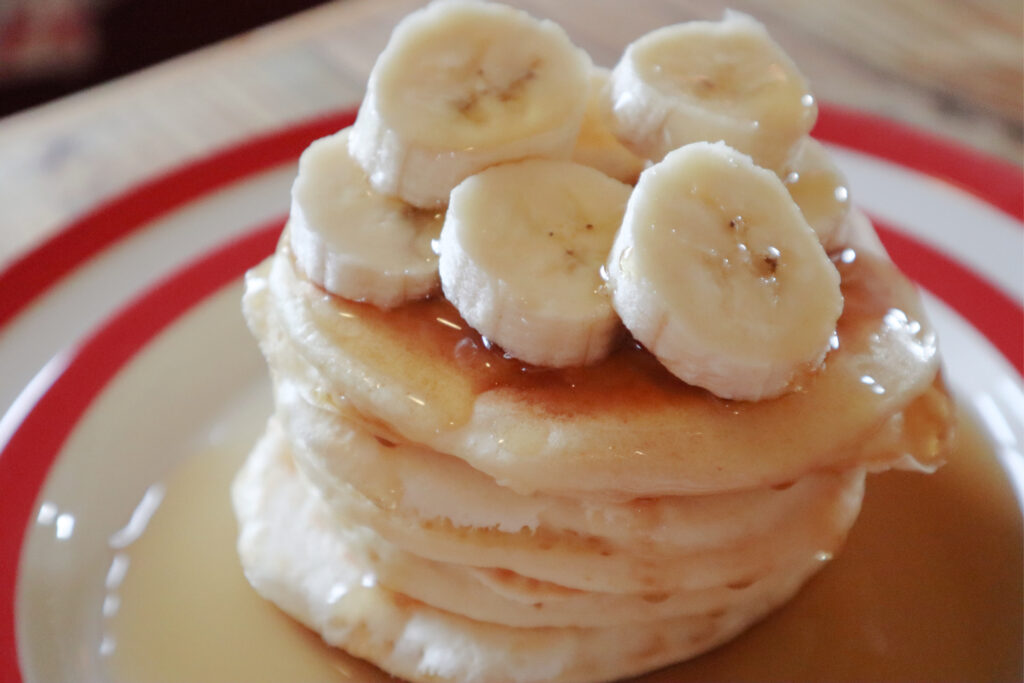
left=1, top=104, right=1022, bottom=681
left=0, top=221, right=283, bottom=679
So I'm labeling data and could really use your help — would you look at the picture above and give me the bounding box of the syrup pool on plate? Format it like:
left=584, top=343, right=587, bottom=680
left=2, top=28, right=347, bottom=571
left=101, top=401, right=1022, bottom=682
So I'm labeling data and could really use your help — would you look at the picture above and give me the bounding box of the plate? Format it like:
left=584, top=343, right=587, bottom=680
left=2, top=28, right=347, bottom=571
left=1, top=106, right=1021, bottom=682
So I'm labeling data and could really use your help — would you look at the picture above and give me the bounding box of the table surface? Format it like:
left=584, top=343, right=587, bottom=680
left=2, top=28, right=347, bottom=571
left=0, top=0, right=1021, bottom=270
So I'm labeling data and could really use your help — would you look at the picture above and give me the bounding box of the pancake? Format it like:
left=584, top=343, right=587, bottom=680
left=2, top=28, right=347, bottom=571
left=350, top=533, right=821, bottom=628
left=275, top=370, right=872, bottom=550
left=265, top=400, right=865, bottom=624
left=233, top=422, right=821, bottom=682
left=243, top=226, right=948, bottom=498
left=328, top=517, right=823, bottom=628
left=287, top=409, right=865, bottom=594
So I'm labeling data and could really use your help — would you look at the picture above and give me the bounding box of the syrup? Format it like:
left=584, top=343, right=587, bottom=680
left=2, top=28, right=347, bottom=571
left=101, top=413, right=382, bottom=683
left=283, top=245, right=946, bottom=494
left=103, top=407, right=1021, bottom=682
left=294, top=214, right=912, bottom=417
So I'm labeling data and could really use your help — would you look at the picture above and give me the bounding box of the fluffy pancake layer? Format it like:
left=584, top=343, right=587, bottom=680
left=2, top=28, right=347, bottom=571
left=245, top=229, right=947, bottom=498
left=233, top=421, right=855, bottom=682
left=277, top=375, right=864, bottom=550
left=276, top=375, right=867, bottom=594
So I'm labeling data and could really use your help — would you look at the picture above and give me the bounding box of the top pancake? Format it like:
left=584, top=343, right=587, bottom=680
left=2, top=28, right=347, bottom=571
left=244, top=224, right=950, bottom=498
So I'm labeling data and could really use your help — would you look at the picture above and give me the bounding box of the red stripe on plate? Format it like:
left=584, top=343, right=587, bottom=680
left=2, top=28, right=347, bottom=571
left=0, top=110, right=356, bottom=332
left=874, top=219, right=1024, bottom=375
left=815, top=105, right=1024, bottom=221
left=0, top=220, right=282, bottom=682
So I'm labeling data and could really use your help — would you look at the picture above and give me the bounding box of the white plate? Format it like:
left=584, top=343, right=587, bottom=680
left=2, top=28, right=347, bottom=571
left=1, top=106, right=1021, bottom=682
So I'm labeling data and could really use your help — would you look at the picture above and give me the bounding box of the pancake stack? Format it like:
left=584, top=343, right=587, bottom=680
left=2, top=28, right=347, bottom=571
left=233, top=3, right=953, bottom=681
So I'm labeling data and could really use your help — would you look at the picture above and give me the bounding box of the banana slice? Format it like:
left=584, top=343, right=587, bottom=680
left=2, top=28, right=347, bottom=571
left=782, top=137, right=851, bottom=249
left=349, top=0, right=592, bottom=209
left=606, top=141, right=843, bottom=401
left=289, top=129, right=443, bottom=309
left=605, top=11, right=816, bottom=170
left=833, top=205, right=890, bottom=259
left=438, top=159, right=631, bottom=367
left=572, top=67, right=647, bottom=184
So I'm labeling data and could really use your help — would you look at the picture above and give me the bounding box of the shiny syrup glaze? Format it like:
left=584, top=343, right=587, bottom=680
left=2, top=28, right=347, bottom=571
left=286, top=240, right=945, bottom=494
left=298, top=241, right=927, bottom=419
left=102, top=405, right=1022, bottom=682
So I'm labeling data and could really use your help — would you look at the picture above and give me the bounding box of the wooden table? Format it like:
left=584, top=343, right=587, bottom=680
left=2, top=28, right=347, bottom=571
left=0, top=0, right=1020, bottom=270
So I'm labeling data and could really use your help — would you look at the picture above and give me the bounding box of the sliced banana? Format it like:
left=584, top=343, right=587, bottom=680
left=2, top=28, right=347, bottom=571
left=605, top=11, right=816, bottom=170
left=289, top=129, right=443, bottom=309
left=572, top=67, right=647, bottom=184
left=349, top=0, right=592, bottom=209
left=606, top=141, right=843, bottom=401
left=833, top=205, right=890, bottom=259
left=781, top=137, right=851, bottom=249
left=438, top=159, right=631, bottom=367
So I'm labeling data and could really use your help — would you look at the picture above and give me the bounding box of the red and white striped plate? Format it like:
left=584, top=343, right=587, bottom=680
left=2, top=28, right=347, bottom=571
left=0, top=107, right=1021, bottom=681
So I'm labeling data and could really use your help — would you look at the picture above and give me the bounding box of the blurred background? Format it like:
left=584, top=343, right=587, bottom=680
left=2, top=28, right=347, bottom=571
left=0, top=0, right=328, bottom=116
left=1, top=0, right=1019, bottom=157
left=0, top=0, right=1019, bottom=271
